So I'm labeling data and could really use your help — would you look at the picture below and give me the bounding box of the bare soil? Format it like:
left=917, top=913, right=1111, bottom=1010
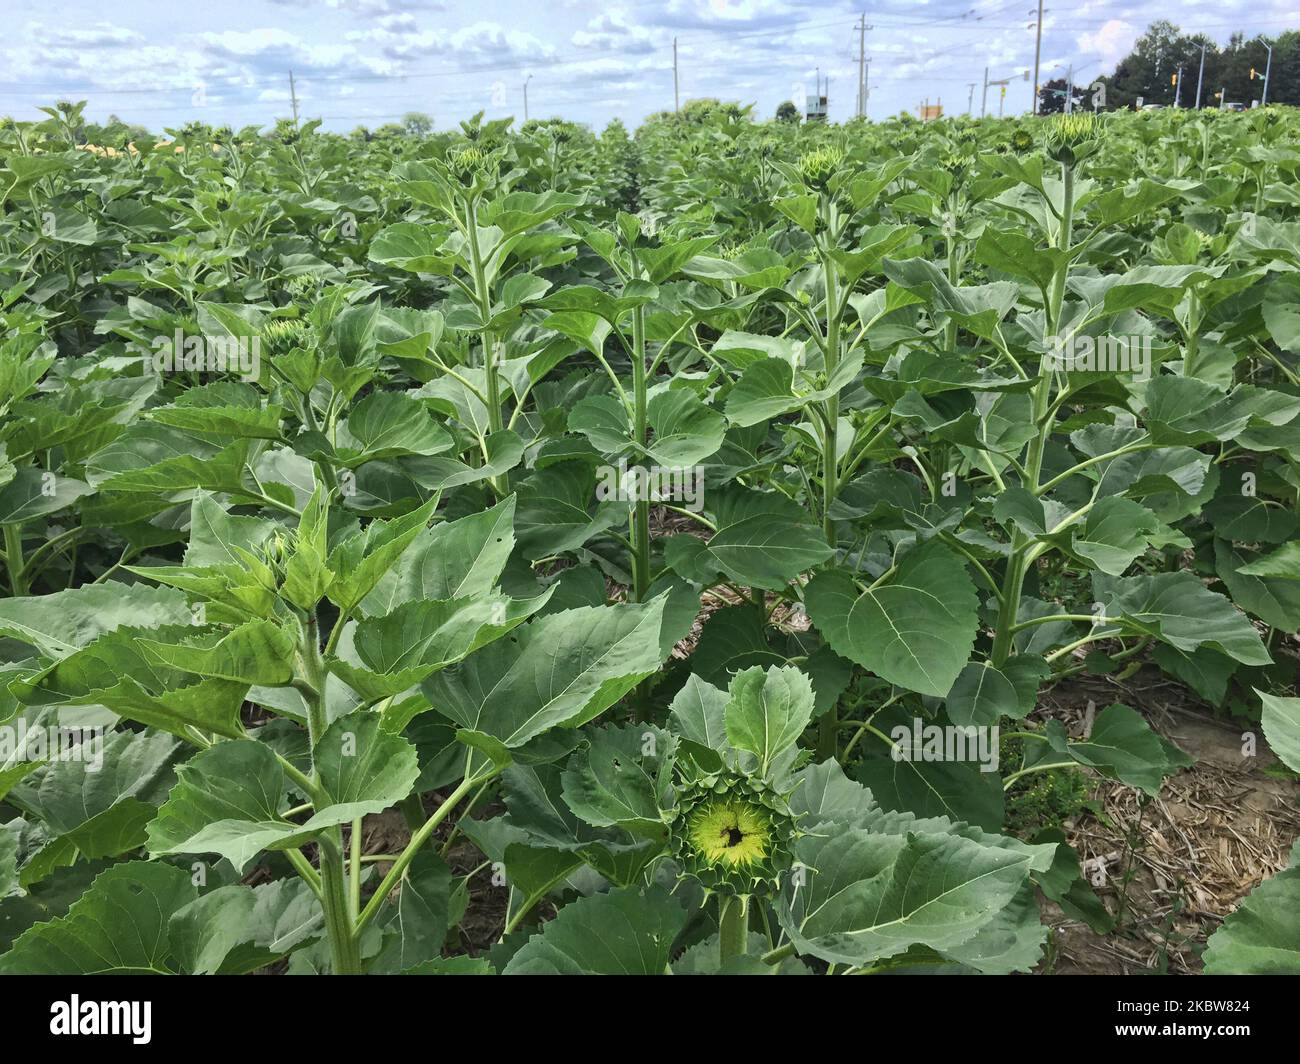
left=1031, top=666, right=1300, bottom=974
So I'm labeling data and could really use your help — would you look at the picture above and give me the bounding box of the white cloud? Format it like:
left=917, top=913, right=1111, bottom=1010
left=1078, top=19, right=1138, bottom=67
left=573, top=9, right=661, bottom=53
left=27, top=22, right=146, bottom=48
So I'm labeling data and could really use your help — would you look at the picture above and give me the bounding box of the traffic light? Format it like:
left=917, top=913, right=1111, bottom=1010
left=1250, top=68, right=1257, bottom=79
left=1171, top=73, right=1177, bottom=85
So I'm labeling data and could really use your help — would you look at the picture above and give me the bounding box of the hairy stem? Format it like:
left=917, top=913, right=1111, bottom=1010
left=818, top=197, right=841, bottom=544
left=718, top=894, right=749, bottom=962
left=991, top=160, right=1076, bottom=667
left=465, top=192, right=506, bottom=497
left=630, top=299, right=651, bottom=603
left=318, top=835, right=362, bottom=974
left=3, top=524, right=27, bottom=596
left=355, top=775, right=483, bottom=934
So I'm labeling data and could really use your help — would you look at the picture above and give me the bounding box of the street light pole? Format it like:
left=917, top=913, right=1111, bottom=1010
left=1259, top=38, right=1273, bottom=105
left=1031, top=1, right=1044, bottom=115
left=523, top=74, right=533, bottom=123
left=673, top=38, right=680, bottom=113
left=1194, top=43, right=1206, bottom=109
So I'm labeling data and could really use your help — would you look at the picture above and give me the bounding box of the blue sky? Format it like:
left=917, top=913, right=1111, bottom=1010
left=1, top=0, right=1294, bottom=132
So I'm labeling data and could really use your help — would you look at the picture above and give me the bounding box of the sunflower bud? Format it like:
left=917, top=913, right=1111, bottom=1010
left=1009, top=128, right=1035, bottom=154
left=797, top=146, right=844, bottom=192
left=1045, top=112, right=1099, bottom=165
left=284, top=275, right=318, bottom=298
left=672, top=772, right=797, bottom=896
left=263, top=319, right=310, bottom=357
left=448, top=146, right=487, bottom=186
left=243, top=529, right=291, bottom=593
left=940, top=150, right=975, bottom=179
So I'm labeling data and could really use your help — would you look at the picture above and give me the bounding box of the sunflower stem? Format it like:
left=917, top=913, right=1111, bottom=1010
left=718, top=894, right=749, bottom=962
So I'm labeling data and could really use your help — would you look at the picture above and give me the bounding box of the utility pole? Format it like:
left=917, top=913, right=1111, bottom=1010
left=289, top=70, right=299, bottom=128
left=1031, top=0, right=1045, bottom=115
left=1194, top=43, right=1206, bottom=109
left=523, top=74, right=533, bottom=123
left=864, top=60, right=871, bottom=117
left=857, top=14, right=866, bottom=117
left=967, top=82, right=976, bottom=115
left=981, top=66, right=989, bottom=117
left=670, top=38, right=681, bottom=111
left=1064, top=63, right=1073, bottom=113
left=853, top=15, right=873, bottom=118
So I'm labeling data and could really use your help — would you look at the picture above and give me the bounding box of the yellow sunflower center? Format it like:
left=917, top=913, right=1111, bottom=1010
left=687, top=800, right=772, bottom=869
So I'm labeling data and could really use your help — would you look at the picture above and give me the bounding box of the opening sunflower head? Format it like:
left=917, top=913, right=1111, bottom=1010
left=687, top=798, right=773, bottom=870
left=672, top=773, right=797, bottom=895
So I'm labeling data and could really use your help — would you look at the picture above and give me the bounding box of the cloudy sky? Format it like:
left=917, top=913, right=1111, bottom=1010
left=1, top=0, right=1294, bottom=132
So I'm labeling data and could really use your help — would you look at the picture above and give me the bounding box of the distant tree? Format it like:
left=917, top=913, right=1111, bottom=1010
left=1083, top=21, right=1300, bottom=110
left=402, top=112, right=433, bottom=136
left=1036, top=78, right=1069, bottom=114
left=1271, top=30, right=1300, bottom=106
left=775, top=100, right=801, bottom=123
left=1034, top=77, right=1102, bottom=113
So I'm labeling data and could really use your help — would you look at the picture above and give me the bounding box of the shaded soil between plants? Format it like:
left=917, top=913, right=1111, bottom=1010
left=1031, top=666, right=1300, bottom=974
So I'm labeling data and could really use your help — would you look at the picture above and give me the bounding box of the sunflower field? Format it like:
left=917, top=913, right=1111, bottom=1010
left=0, top=99, right=1298, bottom=977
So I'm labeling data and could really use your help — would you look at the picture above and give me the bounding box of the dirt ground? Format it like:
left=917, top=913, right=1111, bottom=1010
left=1032, top=667, right=1300, bottom=974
